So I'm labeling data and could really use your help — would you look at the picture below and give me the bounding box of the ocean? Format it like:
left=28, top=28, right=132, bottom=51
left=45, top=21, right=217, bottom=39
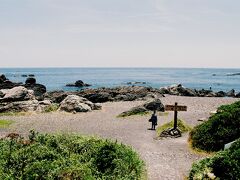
left=0, top=68, right=240, bottom=92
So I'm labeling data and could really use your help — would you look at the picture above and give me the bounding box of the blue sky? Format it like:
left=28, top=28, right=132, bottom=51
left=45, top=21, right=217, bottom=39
left=0, top=0, right=240, bottom=68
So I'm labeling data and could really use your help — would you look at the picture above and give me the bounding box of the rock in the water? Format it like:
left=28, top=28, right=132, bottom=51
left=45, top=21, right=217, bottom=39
left=0, top=86, right=35, bottom=102
left=59, top=95, right=92, bottom=112
left=66, top=80, right=91, bottom=87
left=143, top=99, right=164, bottom=111
left=25, top=77, right=36, bottom=85
left=226, top=89, right=235, bottom=97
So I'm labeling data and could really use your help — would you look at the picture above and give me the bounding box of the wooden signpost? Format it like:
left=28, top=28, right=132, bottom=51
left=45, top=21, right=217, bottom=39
left=165, top=102, right=187, bottom=129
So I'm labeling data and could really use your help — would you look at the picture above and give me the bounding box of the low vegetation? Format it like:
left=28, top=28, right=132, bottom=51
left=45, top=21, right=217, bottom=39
left=189, top=138, right=240, bottom=180
left=43, top=103, right=59, bottom=113
left=156, top=119, right=191, bottom=136
left=0, top=131, right=145, bottom=179
left=0, top=112, right=29, bottom=116
left=189, top=101, right=240, bottom=152
left=0, top=120, right=14, bottom=128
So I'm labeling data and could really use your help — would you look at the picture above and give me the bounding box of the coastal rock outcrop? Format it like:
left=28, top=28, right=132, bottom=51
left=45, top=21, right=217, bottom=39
left=66, top=80, right=91, bottom=87
left=0, top=86, right=35, bottom=102
left=45, top=90, right=69, bottom=103
left=25, top=77, right=36, bottom=85
left=0, top=74, right=7, bottom=83
left=59, top=95, right=101, bottom=113
left=77, top=86, right=163, bottom=103
left=24, top=83, right=46, bottom=101
left=226, top=89, right=235, bottom=97
left=160, top=84, right=197, bottom=96
left=143, top=99, right=165, bottom=111
left=159, top=84, right=240, bottom=98
left=0, top=100, right=39, bottom=112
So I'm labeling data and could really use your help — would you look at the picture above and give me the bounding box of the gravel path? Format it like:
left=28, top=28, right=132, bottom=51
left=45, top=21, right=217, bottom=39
left=1, top=95, right=239, bottom=179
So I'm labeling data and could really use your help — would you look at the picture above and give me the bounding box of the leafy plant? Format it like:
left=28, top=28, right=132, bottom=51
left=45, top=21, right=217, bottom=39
left=0, top=131, right=145, bottom=180
left=189, top=101, right=240, bottom=152
left=43, top=103, right=59, bottom=113
left=189, top=138, right=240, bottom=180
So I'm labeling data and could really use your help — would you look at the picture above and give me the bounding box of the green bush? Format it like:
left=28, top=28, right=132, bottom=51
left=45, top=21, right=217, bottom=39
left=0, top=131, right=144, bottom=180
left=189, top=139, right=240, bottom=180
left=43, top=103, right=59, bottom=113
left=189, top=101, right=240, bottom=152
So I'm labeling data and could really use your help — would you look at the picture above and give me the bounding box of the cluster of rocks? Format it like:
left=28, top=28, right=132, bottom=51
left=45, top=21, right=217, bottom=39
left=0, top=74, right=101, bottom=114
left=159, top=84, right=240, bottom=98
left=0, top=74, right=46, bottom=101
left=46, top=86, right=164, bottom=104
left=118, top=99, right=165, bottom=117
left=0, top=86, right=102, bottom=114
left=66, top=80, right=91, bottom=87
left=0, top=86, right=51, bottom=112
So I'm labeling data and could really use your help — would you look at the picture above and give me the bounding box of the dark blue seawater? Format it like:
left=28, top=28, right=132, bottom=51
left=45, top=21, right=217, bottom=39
left=0, top=68, right=240, bottom=92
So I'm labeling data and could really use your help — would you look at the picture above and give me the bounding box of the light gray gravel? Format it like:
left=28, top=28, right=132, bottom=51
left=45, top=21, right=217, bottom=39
left=1, top=95, right=239, bottom=180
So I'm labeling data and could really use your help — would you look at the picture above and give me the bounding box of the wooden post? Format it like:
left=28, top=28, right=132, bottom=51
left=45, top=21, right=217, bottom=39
left=174, top=102, right=178, bottom=129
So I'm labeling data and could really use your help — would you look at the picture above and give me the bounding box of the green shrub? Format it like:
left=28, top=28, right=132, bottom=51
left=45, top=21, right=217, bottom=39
left=43, top=103, right=59, bottom=113
left=0, top=131, right=144, bottom=180
left=189, top=139, right=240, bottom=180
left=189, top=101, right=240, bottom=152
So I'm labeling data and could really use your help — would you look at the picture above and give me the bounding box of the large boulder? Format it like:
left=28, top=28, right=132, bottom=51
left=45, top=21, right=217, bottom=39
left=216, top=91, right=227, bottom=97
left=0, top=100, right=39, bottom=112
left=25, top=77, right=36, bottom=85
left=226, top=89, right=235, bottom=97
left=45, top=91, right=69, bottom=103
left=0, top=74, right=7, bottom=83
left=0, top=86, right=35, bottom=102
left=115, top=93, right=138, bottom=101
left=84, top=92, right=112, bottom=103
left=143, top=99, right=164, bottom=111
left=24, top=84, right=46, bottom=101
left=59, top=95, right=92, bottom=112
left=236, top=92, right=240, bottom=98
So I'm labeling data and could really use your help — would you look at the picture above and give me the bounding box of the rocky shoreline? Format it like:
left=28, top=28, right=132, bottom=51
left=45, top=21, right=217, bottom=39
left=0, top=73, right=240, bottom=114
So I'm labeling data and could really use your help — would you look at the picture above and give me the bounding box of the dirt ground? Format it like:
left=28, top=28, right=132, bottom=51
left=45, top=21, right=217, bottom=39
left=1, top=95, right=239, bottom=180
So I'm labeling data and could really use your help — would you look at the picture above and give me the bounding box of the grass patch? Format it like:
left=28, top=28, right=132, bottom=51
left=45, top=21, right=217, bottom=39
left=0, top=112, right=29, bottom=116
left=158, top=112, right=169, bottom=116
left=43, top=103, right=59, bottom=113
left=0, top=120, right=14, bottom=128
left=156, top=119, right=192, bottom=136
